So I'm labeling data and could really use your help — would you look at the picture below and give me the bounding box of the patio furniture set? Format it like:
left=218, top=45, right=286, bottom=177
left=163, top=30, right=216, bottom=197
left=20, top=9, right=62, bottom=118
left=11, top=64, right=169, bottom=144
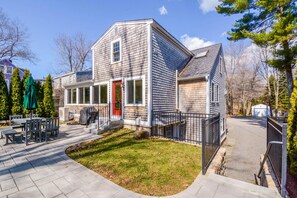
left=0, top=115, right=60, bottom=145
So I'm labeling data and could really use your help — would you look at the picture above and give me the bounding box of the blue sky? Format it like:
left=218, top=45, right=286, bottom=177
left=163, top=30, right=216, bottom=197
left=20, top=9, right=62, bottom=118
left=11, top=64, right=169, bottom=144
left=1, top=0, right=241, bottom=79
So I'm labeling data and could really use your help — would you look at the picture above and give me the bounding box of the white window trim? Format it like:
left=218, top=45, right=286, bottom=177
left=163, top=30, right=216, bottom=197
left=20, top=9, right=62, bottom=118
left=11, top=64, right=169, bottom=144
left=124, top=75, right=145, bottom=107
left=110, top=38, right=122, bottom=64
left=6, top=66, right=13, bottom=74
left=77, top=86, right=91, bottom=105
left=211, top=81, right=219, bottom=103
left=72, top=89, right=77, bottom=104
left=93, top=81, right=110, bottom=106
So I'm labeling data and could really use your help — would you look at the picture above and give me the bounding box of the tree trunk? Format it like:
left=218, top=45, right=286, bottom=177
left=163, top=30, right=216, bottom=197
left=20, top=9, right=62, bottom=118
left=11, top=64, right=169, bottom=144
left=285, top=67, right=293, bottom=109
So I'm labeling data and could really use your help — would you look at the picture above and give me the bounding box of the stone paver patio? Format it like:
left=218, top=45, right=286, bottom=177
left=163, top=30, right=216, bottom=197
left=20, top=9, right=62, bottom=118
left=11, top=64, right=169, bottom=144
left=0, top=125, right=279, bottom=198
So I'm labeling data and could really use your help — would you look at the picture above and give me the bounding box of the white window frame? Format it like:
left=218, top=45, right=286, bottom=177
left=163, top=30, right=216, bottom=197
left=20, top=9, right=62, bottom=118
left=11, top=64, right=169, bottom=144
left=124, top=75, right=145, bottom=107
left=67, top=89, right=72, bottom=104
left=110, top=38, right=122, bottom=64
left=211, top=81, right=219, bottom=103
left=93, top=81, right=109, bottom=106
left=72, top=89, right=77, bottom=104
left=6, top=66, right=13, bottom=74
left=77, top=86, right=91, bottom=105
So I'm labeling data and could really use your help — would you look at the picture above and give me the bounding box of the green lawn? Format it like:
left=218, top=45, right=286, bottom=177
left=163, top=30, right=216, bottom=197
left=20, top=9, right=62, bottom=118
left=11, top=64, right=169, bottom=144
left=66, top=128, right=202, bottom=196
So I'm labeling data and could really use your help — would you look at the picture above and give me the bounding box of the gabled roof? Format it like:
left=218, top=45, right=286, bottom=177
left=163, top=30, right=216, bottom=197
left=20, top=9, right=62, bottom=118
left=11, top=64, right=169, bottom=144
left=179, top=43, right=222, bottom=79
left=91, top=18, right=193, bottom=56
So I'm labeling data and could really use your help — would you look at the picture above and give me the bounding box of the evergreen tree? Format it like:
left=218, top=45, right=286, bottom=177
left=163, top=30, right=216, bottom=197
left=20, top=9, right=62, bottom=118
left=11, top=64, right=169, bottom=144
left=288, top=70, right=297, bottom=175
left=11, top=67, right=23, bottom=115
left=217, top=1, right=297, bottom=103
left=22, top=69, right=31, bottom=116
left=43, top=75, right=54, bottom=117
left=0, top=71, right=10, bottom=120
left=35, top=80, right=45, bottom=117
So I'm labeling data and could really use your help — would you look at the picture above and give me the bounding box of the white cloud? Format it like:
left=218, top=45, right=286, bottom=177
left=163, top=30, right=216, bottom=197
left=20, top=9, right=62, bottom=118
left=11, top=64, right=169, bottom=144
left=220, top=31, right=228, bottom=37
left=180, top=34, right=214, bottom=50
left=159, top=6, right=168, bottom=15
left=198, top=0, right=220, bottom=13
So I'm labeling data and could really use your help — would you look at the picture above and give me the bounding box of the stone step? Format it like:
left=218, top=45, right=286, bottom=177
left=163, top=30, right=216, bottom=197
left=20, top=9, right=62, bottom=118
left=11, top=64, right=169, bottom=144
left=206, top=173, right=280, bottom=197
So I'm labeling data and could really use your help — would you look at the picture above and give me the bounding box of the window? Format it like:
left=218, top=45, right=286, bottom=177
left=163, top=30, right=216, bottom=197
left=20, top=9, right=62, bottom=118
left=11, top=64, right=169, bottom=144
left=100, top=84, right=108, bottom=104
left=216, top=84, right=219, bottom=102
left=79, top=88, right=84, bottom=104
left=126, top=78, right=144, bottom=105
left=211, top=82, right=219, bottom=103
left=67, top=89, right=72, bottom=104
left=6, top=66, right=13, bottom=74
left=78, top=87, right=90, bottom=104
left=72, top=89, right=77, bottom=104
left=84, top=87, right=90, bottom=104
left=211, top=82, right=215, bottom=102
left=111, top=39, right=121, bottom=63
left=93, top=85, right=99, bottom=104
left=93, top=84, right=108, bottom=104
left=67, top=89, right=77, bottom=104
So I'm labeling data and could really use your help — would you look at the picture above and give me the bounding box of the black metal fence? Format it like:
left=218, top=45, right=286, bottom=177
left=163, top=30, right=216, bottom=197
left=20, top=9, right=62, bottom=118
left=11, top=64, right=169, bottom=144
left=202, top=114, right=221, bottom=174
left=266, top=117, right=285, bottom=187
left=151, top=111, right=213, bottom=144
left=97, top=102, right=122, bottom=129
left=151, top=110, right=221, bottom=174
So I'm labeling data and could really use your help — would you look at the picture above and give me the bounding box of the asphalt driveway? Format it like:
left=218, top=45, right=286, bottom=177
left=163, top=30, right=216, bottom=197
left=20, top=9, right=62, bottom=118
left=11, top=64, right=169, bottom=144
left=224, top=117, right=267, bottom=183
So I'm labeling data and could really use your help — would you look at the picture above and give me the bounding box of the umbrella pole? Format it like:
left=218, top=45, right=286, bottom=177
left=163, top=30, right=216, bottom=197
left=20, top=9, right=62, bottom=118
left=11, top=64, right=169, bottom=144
left=31, top=110, right=32, bottom=120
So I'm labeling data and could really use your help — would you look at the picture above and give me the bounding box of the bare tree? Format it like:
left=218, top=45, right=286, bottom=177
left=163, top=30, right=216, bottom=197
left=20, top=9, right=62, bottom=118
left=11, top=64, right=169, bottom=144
left=0, top=8, right=35, bottom=62
left=55, top=33, right=91, bottom=73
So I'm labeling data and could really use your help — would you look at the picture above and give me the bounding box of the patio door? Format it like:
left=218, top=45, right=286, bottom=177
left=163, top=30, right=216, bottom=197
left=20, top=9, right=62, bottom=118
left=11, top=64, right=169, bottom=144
left=112, top=80, right=122, bottom=116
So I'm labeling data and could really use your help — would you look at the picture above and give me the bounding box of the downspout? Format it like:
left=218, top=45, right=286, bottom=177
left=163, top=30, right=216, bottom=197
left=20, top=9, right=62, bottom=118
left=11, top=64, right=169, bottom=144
left=147, top=23, right=153, bottom=127
left=176, top=70, right=179, bottom=110
left=206, top=75, right=210, bottom=114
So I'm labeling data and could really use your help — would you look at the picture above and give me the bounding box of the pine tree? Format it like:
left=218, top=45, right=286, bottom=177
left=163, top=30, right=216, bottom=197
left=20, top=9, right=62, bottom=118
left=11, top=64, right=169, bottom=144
left=288, top=70, right=297, bottom=175
left=22, top=69, right=31, bottom=116
left=217, top=1, right=297, bottom=104
left=35, top=80, right=45, bottom=117
left=0, top=71, right=10, bottom=120
left=11, top=67, right=23, bottom=115
left=43, top=75, right=55, bottom=117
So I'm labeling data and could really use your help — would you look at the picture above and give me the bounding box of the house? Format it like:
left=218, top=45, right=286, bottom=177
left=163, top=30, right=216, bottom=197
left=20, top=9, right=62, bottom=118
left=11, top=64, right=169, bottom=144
left=60, top=19, right=226, bottom=137
left=0, top=59, right=25, bottom=88
left=53, top=70, right=92, bottom=114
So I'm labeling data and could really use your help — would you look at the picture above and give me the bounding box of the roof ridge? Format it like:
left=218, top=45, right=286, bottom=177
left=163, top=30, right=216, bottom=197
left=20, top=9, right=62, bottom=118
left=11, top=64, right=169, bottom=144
left=191, top=43, right=222, bottom=52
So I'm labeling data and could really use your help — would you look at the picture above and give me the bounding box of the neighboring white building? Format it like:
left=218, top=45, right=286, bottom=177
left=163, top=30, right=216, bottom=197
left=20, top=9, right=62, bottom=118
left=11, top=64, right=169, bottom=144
left=252, top=104, right=270, bottom=117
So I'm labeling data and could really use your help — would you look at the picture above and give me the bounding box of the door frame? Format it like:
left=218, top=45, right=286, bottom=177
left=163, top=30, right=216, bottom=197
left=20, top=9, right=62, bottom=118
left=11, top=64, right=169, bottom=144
left=110, top=78, right=124, bottom=119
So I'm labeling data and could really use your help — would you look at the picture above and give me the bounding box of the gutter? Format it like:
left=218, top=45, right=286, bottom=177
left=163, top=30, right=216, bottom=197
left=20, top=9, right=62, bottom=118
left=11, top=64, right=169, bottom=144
left=63, top=80, right=94, bottom=88
left=177, top=75, right=207, bottom=81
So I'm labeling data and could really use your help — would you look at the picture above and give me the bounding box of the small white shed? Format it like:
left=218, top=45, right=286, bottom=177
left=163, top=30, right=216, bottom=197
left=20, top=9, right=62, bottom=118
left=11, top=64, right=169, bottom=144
left=252, top=104, right=270, bottom=117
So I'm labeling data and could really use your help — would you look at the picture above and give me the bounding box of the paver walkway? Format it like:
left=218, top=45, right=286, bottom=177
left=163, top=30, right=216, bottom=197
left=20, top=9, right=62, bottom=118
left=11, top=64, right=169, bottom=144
left=224, top=117, right=267, bottom=183
left=0, top=124, right=278, bottom=198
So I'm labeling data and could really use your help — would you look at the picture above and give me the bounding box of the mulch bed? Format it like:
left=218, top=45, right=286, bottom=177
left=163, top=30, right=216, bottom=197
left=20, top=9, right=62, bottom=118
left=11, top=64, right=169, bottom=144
left=286, top=171, right=297, bottom=197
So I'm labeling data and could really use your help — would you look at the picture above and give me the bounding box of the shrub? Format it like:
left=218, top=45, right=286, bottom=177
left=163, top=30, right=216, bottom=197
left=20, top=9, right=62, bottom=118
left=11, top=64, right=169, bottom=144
left=0, top=71, right=10, bottom=120
left=134, top=130, right=150, bottom=140
left=11, top=67, right=23, bottom=115
left=287, top=70, right=297, bottom=175
left=43, top=75, right=55, bottom=117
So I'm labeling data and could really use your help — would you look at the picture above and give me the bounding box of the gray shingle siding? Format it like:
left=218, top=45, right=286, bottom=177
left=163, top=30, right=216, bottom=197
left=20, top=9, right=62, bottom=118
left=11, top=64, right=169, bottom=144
left=152, top=28, right=191, bottom=112
left=208, top=46, right=226, bottom=135
left=93, top=23, right=149, bottom=121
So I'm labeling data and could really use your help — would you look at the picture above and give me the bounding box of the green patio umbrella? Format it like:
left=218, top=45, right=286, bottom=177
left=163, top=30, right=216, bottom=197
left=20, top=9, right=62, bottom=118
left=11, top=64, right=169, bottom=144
left=23, top=75, right=38, bottom=118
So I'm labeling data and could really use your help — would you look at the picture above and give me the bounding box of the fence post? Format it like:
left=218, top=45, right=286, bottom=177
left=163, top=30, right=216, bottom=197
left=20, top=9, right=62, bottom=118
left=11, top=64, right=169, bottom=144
left=202, top=118, right=206, bottom=175
left=281, top=124, right=287, bottom=197
left=109, top=102, right=111, bottom=121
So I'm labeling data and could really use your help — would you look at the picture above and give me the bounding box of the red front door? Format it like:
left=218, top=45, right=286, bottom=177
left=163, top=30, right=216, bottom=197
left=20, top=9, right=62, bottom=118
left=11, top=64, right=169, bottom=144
left=112, top=80, right=122, bottom=116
